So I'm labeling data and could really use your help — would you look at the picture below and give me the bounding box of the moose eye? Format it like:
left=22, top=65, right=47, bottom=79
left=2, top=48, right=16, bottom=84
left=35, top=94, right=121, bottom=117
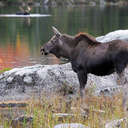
left=51, top=40, right=55, bottom=45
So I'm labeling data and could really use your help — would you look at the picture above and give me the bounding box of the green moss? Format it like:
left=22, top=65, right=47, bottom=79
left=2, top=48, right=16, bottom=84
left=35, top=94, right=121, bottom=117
left=0, top=67, right=11, bottom=73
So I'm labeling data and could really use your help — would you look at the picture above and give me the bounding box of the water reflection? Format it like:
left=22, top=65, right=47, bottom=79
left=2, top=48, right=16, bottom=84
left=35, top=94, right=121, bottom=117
left=0, top=28, right=60, bottom=70
left=0, top=33, right=29, bottom=69
left=0, top=5, right=128, bottom=70
left=23, top=17, right=31, bottom=26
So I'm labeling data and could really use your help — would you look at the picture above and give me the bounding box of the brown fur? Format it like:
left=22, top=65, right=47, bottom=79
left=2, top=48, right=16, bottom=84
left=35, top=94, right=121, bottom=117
left=75, top=32, right=100, bottom=45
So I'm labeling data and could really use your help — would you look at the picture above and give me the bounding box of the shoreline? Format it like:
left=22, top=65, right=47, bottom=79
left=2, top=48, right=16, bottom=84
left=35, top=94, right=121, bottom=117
left=0, top=0, right=128, bottom=7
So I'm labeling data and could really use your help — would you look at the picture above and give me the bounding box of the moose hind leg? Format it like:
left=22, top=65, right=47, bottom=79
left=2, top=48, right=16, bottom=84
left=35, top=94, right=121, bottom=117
left=117, top=71, right=127, bottom=85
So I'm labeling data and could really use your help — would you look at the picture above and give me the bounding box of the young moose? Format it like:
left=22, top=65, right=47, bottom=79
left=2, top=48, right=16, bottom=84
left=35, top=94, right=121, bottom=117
left=41, top=27, right=128, bottom=97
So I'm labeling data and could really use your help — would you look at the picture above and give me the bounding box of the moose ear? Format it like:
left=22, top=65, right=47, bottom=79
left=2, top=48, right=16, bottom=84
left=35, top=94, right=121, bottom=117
left=52, top=26, right=62, bottom=38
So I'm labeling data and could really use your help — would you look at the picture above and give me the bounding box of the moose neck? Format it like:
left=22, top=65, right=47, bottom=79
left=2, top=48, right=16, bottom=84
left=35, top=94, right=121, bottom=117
left=58, top=33, right=99, bottom=60
left=63, top=46, right=74, bottom=59
left=60, top=42, right=75, bottom=60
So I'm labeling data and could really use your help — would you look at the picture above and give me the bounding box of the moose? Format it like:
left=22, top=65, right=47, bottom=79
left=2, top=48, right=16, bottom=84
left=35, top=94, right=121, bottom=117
left=41, top=27, right=128, bottom=97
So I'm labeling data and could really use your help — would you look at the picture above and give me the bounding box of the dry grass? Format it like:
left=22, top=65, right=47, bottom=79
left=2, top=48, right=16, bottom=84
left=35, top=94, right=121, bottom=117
left=0, top=91, right=127, bottom=128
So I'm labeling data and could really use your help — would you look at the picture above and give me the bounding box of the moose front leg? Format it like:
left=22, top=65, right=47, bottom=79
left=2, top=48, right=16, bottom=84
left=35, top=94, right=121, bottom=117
left=115, top=63, right=127, bottom=85
left=77, top=70, right=87, bottom=97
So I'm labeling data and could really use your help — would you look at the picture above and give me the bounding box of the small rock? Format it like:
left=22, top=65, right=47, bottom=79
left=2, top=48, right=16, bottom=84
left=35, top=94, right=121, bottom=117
left=11, top=115, right=33, bottom=128
left=23, top=76, right=32, bottom=84
left=0, top=102, right=27, bottom=108
left=53, top=113, right=75, bottom=117
left=54, top=123, right=88, bottom=128
left=105, top=118, right=128, bottom=128
left=7, top=77, right=13, bottom=83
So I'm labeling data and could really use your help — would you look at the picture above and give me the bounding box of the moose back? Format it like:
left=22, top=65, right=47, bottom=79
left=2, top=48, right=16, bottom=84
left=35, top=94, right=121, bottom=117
left=41, top=27, right=128, bottom=96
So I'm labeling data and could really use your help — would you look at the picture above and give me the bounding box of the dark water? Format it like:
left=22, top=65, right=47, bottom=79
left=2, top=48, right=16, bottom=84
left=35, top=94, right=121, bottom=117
left=0, top=5, right=128, bottom=69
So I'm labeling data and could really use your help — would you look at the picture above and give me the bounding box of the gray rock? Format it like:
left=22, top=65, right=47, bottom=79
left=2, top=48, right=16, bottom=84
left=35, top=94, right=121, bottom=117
left=96, top=30, right=128, bottom=42
left=23, top=76, right=33, bottom=84
left=53, top=113, right=75, bottom=117
left=0, top=30, right=128, bottom=101
left=0, top=102, right=27, bottom=108
left=54, top=123, right=88, bottom=128
left=53, top=112, right=88, bottom=120
left=11, top=115, right=33, bottom=128
left=105, top=118, right=128, bottom=128
left=0, top=63, right=79, bottom=101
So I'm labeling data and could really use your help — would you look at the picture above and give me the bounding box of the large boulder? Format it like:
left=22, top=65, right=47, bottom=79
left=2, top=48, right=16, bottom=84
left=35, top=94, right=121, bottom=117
left=0, top=63, right=79, bottom=101
left=1, top=29, right=128, bottom=101
left=96, top=30, right=128, bottom=42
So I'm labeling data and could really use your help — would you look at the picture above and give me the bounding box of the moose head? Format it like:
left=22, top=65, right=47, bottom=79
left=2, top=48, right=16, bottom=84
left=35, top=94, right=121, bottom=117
left=40, top=27, right=75, bottom=59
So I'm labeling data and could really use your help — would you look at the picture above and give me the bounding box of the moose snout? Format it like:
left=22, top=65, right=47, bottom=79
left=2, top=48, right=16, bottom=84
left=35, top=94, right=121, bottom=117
left=40, top=47, right=49, bottom=55
left=40, top=47, right=44, bottom=55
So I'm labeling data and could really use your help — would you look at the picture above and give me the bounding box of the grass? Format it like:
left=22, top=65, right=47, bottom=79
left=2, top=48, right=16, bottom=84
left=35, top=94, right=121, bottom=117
left=0, top=67, right=12, bottom=74
left=0, top=91, right=127, bottom=128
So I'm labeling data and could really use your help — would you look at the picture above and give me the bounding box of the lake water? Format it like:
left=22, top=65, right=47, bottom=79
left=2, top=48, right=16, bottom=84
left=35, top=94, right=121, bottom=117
left=0, top=5, right=128, bottom=70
